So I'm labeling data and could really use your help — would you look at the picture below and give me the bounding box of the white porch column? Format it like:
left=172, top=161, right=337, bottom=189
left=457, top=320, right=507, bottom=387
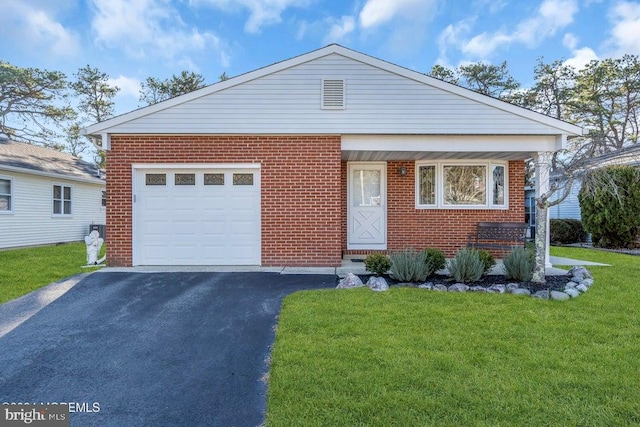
left=534, top=151, right=553, bottom=268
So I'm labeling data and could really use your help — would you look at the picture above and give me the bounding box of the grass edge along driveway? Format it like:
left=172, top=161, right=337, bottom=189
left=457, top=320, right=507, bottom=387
left=0, top=242, right=103, bottom=304
left=266, top=247, right=640, bottom=426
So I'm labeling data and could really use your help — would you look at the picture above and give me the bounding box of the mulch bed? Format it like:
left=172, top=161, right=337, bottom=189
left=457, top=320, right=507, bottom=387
left=354, top=274, right=570, bottom=293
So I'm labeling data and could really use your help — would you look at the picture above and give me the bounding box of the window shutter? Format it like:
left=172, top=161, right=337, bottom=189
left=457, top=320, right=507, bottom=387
left=322, top=79, right=345, bottom=109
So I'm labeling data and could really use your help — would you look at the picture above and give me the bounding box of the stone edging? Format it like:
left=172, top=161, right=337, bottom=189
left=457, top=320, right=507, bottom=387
left=336, top=266, right=594, bottom=301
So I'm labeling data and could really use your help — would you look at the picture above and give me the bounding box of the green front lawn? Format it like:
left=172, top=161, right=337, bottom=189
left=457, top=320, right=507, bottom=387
left=0, top=242, right=103, bottom=304
left=266, top=247, right=640, bottom=426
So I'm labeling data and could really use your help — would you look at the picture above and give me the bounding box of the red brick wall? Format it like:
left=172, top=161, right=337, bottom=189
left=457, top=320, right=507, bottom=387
left=107, top=135, right=342, bottom=267
left=342, top=160, right=525, bottom=257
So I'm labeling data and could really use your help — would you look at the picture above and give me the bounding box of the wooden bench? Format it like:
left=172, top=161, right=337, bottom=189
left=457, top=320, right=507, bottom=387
left=467, top=222, right=528, bottom=251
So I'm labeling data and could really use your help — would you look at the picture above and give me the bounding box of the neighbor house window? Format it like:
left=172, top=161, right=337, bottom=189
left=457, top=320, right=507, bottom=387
left=0, top=177, right=12, bottom=213
left=101, top=190, right=106, bottom=207
left=416, top=161, right=508, bottom=209
left=53, top=184, right=72, bottom=215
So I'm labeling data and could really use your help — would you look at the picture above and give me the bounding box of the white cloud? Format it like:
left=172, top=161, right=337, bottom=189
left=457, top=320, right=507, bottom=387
left=561, top=33, right=598, bottom=69
left=91, top=0, right=229, bottom=66
left=563, top=33, right=579, bottom=50
left=192, top=0, right=310, bottom=34
left=443, top=0, right=579, bottom=60
left=108, top=75, right=140, bottom=98
left=462, top=32, right=511, bottom=58
left=564, top=46, right=599, bottom=69
left=359, top=0, right=436, bottom=28
left=0, top=1, right=79, bottom=58
left=607, top=1, right=640, bottom=55
left=323, top=16, right=356, bottom=44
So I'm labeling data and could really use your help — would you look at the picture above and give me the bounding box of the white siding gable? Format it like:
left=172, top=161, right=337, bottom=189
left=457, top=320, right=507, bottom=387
left=0, top=170, right=105, bottom=249
left=87, top=46, right=583, bottom=137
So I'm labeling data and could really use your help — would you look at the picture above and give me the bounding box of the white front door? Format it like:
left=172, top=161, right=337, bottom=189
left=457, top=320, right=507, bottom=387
left=348, top=162, right=386, bottom=249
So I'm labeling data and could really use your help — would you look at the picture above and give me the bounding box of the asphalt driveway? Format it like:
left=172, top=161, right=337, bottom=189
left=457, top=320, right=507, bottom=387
left=0, top=271, right=335, bottom=426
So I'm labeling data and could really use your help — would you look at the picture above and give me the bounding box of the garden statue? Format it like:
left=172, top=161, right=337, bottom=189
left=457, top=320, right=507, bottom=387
left=85, top=230, right=105, bottom=265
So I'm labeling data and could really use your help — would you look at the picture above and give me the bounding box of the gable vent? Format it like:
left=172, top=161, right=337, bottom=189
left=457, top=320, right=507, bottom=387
left=322, top=79, right=345, bottom=109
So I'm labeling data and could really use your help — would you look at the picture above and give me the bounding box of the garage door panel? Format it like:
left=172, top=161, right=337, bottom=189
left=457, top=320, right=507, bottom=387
left=202, top=220, right=226, bottom=236
left=134, top=167, right=260, bottom=266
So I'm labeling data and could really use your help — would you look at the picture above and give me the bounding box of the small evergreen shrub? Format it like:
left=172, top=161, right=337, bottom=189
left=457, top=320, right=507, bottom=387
left=447, top=248, right=485, bottom=283
left=423, top=248, right=446, bottom=276
left=364, top=253, right=391, bottom=276
left=550, top=219, right=587, bottom=244
left=477, top=249, right=496, bottom=275
left=389, top=248, right=430, bottom=282
left=502, top=247, right=533, bottom=282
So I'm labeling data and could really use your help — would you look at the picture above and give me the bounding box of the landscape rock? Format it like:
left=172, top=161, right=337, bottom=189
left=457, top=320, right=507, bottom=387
left=575, top=284, right=588, bottom=293
left=565, top=281, right=578, bottom=289
left=565, top=288, right=580, bottom=298
left=367, top=276, right=389, bottom=292
left=532, top=290, right=550, bottom=299
left=550, top=291, right=571, bottom=301
left=448, top=283, right=469, bottom=292
left=506, top=283, right=521, bottom=292
left=469, top=286, right=487, bottom=292
left=486, top=284, right=506, bottom=294
left=581, top=278, right=594, bottom=288
left=432, top=284, right=448, bottom=291
left=511, top=288, right=531, bottom=296
left=337, top=273, right=364, bottom=289
left=418, top=282, right=433, bottom=290
left=568, top=266, right=593, bottom=282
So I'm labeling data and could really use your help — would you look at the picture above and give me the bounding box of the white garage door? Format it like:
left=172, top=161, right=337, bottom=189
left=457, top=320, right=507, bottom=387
left=133, top=166, right=261, bottom=265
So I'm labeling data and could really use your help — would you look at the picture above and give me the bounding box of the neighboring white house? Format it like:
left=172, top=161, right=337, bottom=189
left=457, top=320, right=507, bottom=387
left=0, top=138, right=106, bottom=249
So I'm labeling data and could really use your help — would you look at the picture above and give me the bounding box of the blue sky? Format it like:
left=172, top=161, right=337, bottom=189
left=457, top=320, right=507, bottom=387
left=1, top=0, right=639, bottom=116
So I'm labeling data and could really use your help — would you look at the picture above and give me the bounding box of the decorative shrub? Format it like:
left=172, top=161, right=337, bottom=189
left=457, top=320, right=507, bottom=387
left=423, top=248, right=446, bottom=276
left=502, top=247, right=533, bottom=282
left=364, top=253, right=391, bottom=276
left=447, top=248, right=485, bottom=283
left=477, top=249, right=496, bottom=275
left=579, top=166, right=640, bottom=248
left=550, top=219, right=587, bottom=244
left=389, top=248, right=430, bottom=282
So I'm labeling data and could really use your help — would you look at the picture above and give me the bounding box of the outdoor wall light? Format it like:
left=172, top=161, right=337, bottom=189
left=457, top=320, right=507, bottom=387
left=398, top=166, right=408, bottom=177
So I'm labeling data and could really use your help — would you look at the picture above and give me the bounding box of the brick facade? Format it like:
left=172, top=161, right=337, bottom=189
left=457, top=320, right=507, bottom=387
left=106, top=135, right=342, bottom=267
left=107, top=134, right=524, bottom=267
left=342, top=160, right=525, bottom=257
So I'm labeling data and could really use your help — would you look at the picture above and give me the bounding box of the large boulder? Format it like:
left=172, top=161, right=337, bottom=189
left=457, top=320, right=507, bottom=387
left=337, top=273, right=364, bottom=289
left=367, top=276, right=389, bottom=292
left=567, top=266, right=593, bottom=283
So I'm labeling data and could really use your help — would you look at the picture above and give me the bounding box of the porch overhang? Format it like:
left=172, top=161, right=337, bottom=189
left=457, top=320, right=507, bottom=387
left=341, top=135, right=565, bottom=161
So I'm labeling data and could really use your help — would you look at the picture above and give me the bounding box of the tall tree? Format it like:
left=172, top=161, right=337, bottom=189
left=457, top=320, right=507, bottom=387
left=0, top=61, right=74, bottom=144
left=427, top=61, right=519, bottom=100
left=427, top=64, right=459, bottom=85
left=571, top=55, right=640, bottom=152
left=458, top=61, right=520, bottom=99
left=70, top=65, right=120, bottom=165
left=139, top=71, right=206, bottom=106
left=71, top=65, right=119, bottom=122
left=513, top=58, right=575, bottom=120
